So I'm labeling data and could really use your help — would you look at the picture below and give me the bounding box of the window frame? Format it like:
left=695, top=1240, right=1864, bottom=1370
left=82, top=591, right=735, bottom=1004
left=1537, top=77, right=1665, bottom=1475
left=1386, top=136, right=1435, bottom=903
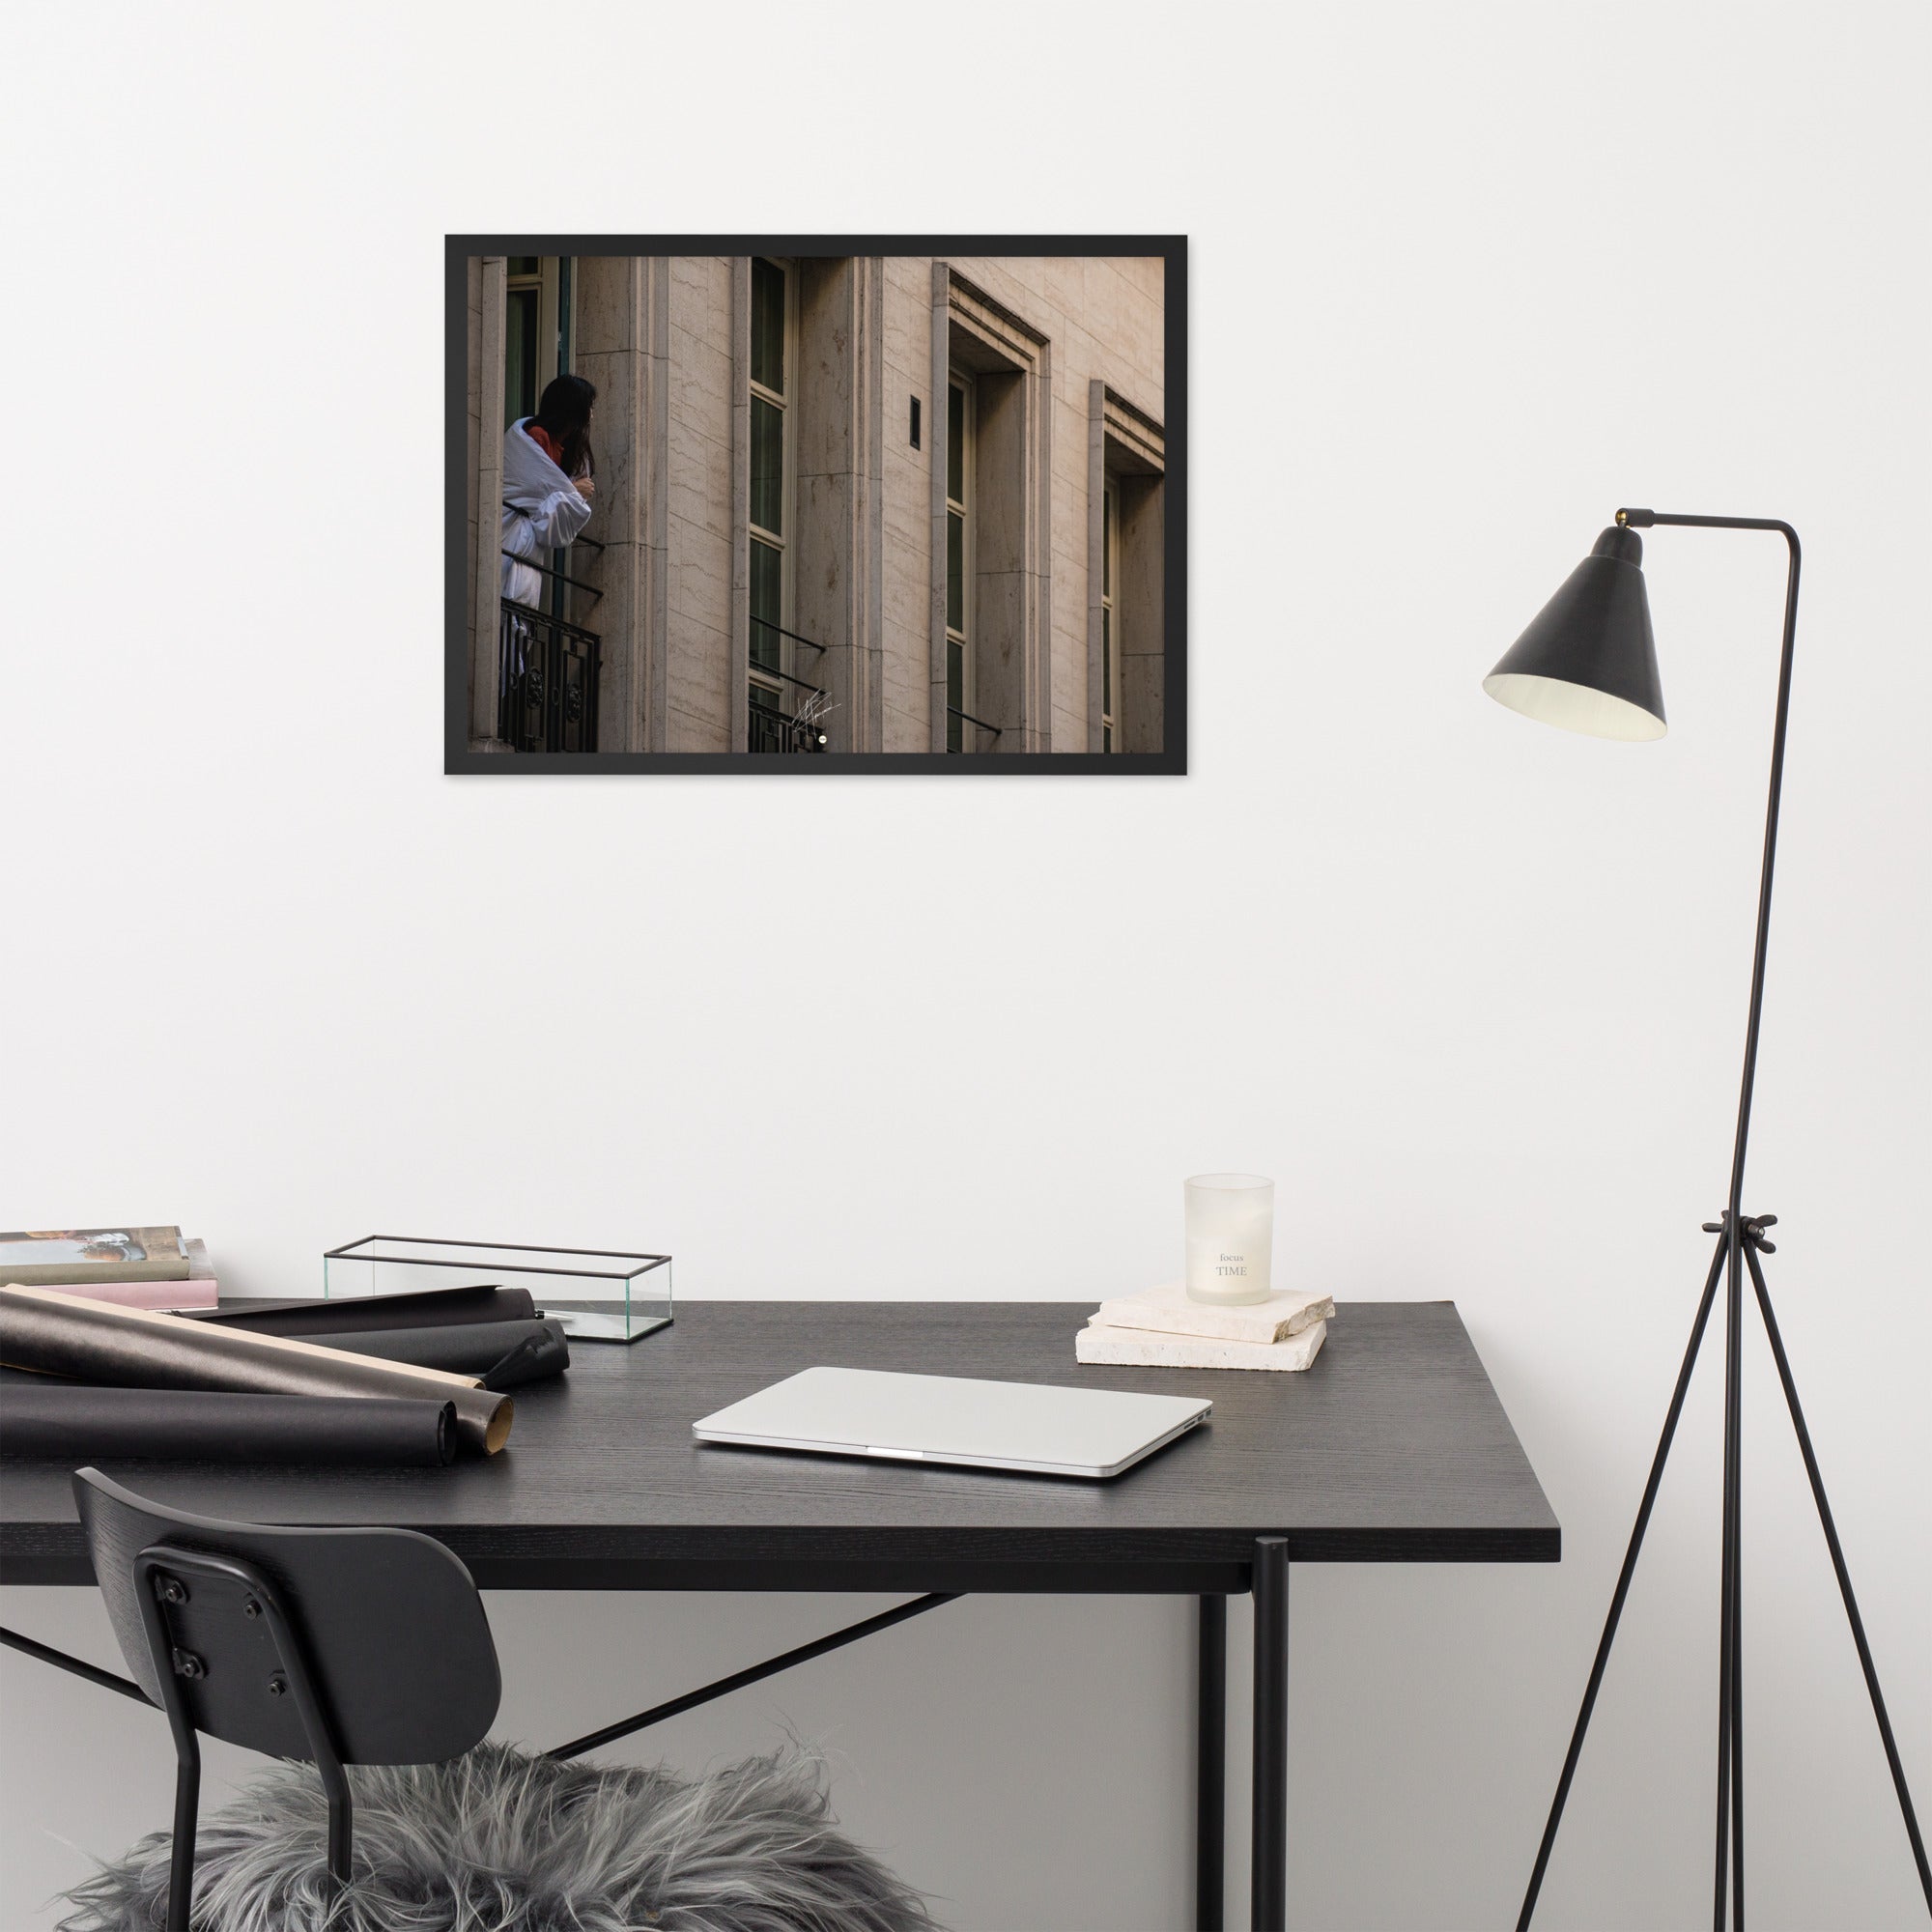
left=945, top=370, right=976, bottom=753
left=748, top=256, right=798, bottom=717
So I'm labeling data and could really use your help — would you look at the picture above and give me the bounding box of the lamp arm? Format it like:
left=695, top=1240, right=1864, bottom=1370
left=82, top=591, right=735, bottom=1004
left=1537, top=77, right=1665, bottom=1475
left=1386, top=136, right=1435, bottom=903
left=1617, top=509, right=1804, bottom=1219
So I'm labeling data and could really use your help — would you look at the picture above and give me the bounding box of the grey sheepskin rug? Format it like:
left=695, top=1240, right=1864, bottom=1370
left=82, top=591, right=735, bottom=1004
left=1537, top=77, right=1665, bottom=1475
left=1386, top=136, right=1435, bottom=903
left=57, top=1741, right=938, bottom=1932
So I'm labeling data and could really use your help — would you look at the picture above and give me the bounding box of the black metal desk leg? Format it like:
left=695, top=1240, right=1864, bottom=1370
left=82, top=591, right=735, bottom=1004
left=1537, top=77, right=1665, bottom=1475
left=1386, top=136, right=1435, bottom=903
left=1252, top=1538, right=1290, bottom=1932
left=1197, top=1594, right=1227, bottom=1931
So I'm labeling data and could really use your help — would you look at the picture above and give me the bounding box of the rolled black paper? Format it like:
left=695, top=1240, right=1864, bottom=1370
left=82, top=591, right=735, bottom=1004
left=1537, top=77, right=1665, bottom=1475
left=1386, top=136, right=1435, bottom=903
left=306, top=1318, right=568, bottom=1385
left=481, top=1335, right=550, bottom=1392
left=186, top=1284, right=538, bottom=1335
left=0, top=1385, right=456, bottom=1467
left=0, top=1286, right=513, bottom=1456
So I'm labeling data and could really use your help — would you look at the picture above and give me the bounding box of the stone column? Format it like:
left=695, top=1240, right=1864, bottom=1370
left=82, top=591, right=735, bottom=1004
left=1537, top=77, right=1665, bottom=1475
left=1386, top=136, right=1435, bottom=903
left=575, top=256, right=668, bottom=752
left=1032, top=341, right=1053, bottom=753
left=928, top=261, right=952, bottom=754
left=795, top=257, right=888, bottom=753
left=1086, top=379, right=1107, bottom=752
left=861, top=257, right=886, bottom=751
left=469, top=255, right=505, bottom=747
left=728, top=257, right=752, bottom=755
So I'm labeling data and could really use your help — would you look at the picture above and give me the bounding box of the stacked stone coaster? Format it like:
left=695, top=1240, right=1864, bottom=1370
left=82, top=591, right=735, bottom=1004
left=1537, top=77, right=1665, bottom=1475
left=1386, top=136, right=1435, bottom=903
left=1074, top=1280, right=1333, bottom=1372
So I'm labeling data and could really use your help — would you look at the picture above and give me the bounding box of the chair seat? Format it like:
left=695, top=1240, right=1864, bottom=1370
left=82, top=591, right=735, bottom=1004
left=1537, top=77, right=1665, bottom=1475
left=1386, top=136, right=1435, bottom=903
left=59, top=1741, right=935, bottom=1932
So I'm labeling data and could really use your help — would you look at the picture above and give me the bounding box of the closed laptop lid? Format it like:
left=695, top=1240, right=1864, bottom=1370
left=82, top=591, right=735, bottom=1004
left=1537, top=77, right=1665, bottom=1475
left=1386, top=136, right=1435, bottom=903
left=692, top=1366, right=1210, bottom=1478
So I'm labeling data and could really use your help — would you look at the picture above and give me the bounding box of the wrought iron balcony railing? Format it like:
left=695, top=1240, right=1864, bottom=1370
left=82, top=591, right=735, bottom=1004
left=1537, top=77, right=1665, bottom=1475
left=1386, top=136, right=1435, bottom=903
left=948, top=706, right=1003, bottom=753
left=501, top=539, right=603, bottom=609
left=749, top=618, right=830, bottom=753
left=498, top=599, right=601, bottom=753
left=749, top=700, right=828, bottom=754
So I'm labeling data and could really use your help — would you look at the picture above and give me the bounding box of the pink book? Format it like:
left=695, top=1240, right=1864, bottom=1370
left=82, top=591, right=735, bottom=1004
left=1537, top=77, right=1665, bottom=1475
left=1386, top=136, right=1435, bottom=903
left=32, top=1277, right=219, bottom=1312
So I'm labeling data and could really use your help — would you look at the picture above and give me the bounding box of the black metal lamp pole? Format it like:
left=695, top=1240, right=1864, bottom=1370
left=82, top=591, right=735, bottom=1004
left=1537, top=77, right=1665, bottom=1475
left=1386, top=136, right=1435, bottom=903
left=1488, top=512, right=1931, bottom=1930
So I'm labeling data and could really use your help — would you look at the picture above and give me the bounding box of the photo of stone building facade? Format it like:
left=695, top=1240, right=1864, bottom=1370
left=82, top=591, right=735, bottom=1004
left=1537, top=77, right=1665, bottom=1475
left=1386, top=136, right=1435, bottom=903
left=452, top=244, right=1176, bottom=765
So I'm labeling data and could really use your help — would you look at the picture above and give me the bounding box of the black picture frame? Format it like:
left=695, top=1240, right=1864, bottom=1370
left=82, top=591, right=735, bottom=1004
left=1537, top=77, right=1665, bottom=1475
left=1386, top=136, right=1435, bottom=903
left=445, top=235, right=1187, bottom=775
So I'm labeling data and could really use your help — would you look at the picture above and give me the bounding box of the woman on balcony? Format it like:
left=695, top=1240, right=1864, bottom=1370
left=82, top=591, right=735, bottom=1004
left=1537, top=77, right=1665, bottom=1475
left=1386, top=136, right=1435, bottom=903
left=501, top=373, right=597, bottom=610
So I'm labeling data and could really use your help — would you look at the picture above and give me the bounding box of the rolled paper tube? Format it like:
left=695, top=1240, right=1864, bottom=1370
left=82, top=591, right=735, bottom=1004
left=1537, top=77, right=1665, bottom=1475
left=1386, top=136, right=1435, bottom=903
left=0, top=1285, right=513, bottom=1456
left=185, top=1283, right=538, bottom=1335
left=479, top=1334, right=550, bottom=1392
left=306, top=1319, right=568, bottom=1385
left=0, top=1385, right=457, bottom=1467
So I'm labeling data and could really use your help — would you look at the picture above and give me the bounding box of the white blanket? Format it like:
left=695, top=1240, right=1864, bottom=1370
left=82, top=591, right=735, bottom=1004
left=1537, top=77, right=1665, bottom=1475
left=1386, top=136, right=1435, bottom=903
left=500, top=418, right=592, bottom=608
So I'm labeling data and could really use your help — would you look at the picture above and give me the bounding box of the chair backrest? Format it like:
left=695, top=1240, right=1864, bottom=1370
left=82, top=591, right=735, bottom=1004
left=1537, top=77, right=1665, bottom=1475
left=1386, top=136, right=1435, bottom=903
left=74, top=1468, right=500, bottom=1766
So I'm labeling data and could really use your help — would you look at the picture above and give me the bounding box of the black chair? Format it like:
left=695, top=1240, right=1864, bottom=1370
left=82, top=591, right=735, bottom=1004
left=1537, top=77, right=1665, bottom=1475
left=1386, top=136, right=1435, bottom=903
left=70, top=1468, right=933, bottom=1932
left=73, top=1466, right=501, bottom=1932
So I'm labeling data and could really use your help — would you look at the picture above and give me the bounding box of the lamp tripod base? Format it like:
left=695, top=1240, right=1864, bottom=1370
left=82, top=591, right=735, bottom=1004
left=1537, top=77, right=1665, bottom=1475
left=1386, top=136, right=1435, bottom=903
left=1518, top=1213, right=1931, bottom=1929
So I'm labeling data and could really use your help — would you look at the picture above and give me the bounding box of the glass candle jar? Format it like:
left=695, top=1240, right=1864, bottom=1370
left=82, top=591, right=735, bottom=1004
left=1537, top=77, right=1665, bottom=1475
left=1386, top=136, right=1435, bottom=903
left=1184, top=1173, right=1275, bottom=1305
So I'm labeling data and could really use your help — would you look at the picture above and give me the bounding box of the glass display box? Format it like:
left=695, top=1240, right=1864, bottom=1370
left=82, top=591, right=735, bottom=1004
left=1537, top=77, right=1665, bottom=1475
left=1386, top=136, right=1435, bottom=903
left=323, top=1237, right=671, bottom=1343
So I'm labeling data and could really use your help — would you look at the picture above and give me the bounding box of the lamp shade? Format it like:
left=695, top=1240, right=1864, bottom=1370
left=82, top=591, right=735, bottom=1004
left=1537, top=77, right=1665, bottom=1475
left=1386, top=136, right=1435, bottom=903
left=1484, top=526, right=1666, bottom=741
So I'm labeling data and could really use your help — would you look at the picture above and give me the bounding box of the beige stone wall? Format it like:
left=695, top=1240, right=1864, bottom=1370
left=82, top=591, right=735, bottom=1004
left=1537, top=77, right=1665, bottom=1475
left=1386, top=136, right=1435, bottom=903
left=881, top=255, right=1164, bottom=753
left=880, top=255, right=937, bottom=752
left=574, top=256, right=666, bottom=753
left=665, top=257, right=736, bottom=752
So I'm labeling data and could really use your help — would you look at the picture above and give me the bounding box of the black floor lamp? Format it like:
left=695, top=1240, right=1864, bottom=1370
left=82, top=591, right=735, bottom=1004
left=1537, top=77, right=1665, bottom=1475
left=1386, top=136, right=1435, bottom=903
left=1484, top=510, right=1931, bottom=1930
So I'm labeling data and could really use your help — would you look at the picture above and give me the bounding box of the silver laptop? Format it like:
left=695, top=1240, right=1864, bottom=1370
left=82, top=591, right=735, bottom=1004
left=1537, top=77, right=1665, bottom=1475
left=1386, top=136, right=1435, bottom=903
left=692, top=1366, right=1211, bottom=1480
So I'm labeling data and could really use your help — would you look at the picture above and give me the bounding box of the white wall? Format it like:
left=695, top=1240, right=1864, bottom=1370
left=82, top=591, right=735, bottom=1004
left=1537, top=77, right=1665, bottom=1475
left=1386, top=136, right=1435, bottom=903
left=2, top=4, right=1926, bottom=1926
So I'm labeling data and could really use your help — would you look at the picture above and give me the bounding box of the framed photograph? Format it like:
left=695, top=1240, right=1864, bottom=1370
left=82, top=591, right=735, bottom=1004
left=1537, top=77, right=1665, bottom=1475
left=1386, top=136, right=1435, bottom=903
left=446, top=236, right=1185, bottom=773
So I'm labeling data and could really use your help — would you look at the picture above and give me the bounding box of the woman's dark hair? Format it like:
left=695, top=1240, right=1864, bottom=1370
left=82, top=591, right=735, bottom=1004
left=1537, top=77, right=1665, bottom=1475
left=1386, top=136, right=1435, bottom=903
left=534, top=372, right=597, bottom=478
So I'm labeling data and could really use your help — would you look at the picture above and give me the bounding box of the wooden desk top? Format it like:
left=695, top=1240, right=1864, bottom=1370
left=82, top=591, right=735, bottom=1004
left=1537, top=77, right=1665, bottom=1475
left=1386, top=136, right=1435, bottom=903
left=0, top=1301, right=1557, bottom=1592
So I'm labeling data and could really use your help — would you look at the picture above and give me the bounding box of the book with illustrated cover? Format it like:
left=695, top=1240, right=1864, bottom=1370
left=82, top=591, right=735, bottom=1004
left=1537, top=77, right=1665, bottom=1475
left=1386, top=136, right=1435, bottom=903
left=0, top=1228, right=190, bottom=1286
left=47, top=1241, right=217, bottom=1310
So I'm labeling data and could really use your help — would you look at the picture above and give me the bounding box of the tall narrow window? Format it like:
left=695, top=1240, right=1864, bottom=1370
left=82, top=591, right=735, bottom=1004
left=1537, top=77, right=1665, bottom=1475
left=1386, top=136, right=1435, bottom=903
left=505, top=261, right=540, bottom=428
left=946, top=374, right=975, bottom=753
left=749, top=258, right=794, bottom=730
left=503, top=257, right=576, bottom=619
left=503, top=258, right=573, bottom=427
left=1101, top=477, right=1120, bottom=753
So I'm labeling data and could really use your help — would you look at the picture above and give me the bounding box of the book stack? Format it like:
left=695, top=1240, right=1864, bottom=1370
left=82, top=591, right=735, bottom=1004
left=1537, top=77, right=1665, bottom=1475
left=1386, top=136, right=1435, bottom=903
left=1075, top=1279, right=1333, bottom=1371
left=0, top=1227, right=216, bottom=1311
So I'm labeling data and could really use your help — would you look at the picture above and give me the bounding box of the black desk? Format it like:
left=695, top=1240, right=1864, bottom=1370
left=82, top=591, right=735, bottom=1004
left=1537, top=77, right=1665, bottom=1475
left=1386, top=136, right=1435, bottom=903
left=0, top=1300, right=1558, bottom=1929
